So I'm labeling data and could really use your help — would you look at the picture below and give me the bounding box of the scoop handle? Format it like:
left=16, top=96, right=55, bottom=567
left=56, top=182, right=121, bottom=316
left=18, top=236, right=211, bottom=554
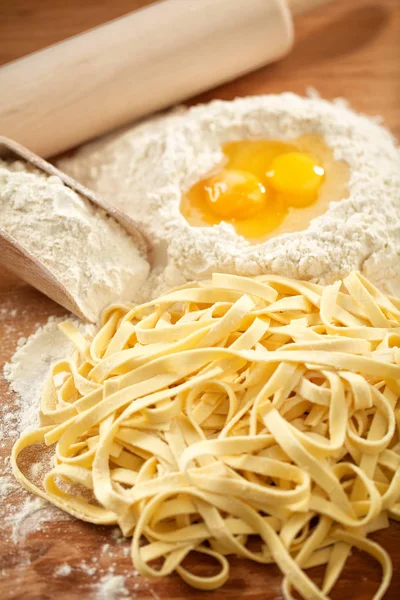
left=0, top=0, right=293, bottom=157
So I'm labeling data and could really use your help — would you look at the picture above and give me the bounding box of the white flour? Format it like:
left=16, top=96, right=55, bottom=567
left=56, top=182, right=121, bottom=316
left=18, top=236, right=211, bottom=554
left=96, top=574, right=129, bottom=600
left=1, top=318, right=95, bottom=540
left=0, top=162, right=150, bottom=322
left=0, top=476, right=18, bottom=498
left=54, top=564, right=72, bottom=577
left=3, top=317, right=95, bottom=437
left=59, top=93, right=400, bottom=296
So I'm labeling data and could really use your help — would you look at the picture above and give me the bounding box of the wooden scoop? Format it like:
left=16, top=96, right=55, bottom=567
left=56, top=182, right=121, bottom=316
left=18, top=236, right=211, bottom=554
left=0, top=136, right=151, bottom=322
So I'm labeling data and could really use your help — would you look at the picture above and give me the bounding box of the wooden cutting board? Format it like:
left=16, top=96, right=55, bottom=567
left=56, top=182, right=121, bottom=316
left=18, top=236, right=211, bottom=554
left=1, top=1, right=399, bottom=598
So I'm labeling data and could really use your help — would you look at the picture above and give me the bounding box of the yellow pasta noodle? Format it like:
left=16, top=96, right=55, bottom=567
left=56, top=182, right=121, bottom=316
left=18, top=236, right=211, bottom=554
left=12, top=271, right=400, bottom=598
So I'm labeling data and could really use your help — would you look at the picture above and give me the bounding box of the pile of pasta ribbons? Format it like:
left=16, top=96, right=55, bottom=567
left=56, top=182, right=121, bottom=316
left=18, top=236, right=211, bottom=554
left=12, top=271, right=400, bottom=599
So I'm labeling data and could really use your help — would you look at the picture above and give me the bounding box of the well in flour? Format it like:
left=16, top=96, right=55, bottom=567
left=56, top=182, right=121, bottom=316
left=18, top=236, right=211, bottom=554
left=60, top=93, right=400, bottom=296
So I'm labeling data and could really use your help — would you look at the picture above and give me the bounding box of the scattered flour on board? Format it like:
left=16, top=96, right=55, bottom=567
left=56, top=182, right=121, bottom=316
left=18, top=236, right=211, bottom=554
left=3, top=317, right=89, bottom=436
left=59, top=93, right=400, bottom=297
left=0, top=161, right=149, bottom=323
left=96, top=574, right=129, bottom=600
left=53, top=562, right=151, bottom=599
left=54, top=564, right=73, bottom=577
left=1, top=317, right=96, bottom=540
left=0, top=476, right=18, bottom=498
left=80, top=561, right=98, bottom=577
left=1, top=319, right=158, bottom=598
left=5, top=494, right=66, bottom=543
left=0, top=307, right=18, bottom=320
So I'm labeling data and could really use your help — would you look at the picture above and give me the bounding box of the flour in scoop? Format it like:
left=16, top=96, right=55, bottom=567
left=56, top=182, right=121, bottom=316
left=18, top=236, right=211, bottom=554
left=60, top=93, right=400, bottom=296
left=0, top=161, right=150, bottom=322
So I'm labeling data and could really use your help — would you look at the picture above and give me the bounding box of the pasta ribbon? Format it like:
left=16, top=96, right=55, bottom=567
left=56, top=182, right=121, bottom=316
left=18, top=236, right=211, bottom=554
left=12, top=271, right=400, bottom=598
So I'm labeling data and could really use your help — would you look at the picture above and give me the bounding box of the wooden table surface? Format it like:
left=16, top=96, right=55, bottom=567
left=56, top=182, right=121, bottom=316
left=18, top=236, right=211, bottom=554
left=0, top=1, right=399, bottom=599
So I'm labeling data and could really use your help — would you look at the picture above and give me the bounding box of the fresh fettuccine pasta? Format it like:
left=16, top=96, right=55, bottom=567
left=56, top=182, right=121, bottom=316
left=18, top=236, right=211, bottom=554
left=12, top=271, right=400, bottom=598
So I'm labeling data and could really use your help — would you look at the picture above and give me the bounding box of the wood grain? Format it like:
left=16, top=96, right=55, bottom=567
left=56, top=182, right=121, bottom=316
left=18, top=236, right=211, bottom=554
left=0, top=1, right=399, bottom=598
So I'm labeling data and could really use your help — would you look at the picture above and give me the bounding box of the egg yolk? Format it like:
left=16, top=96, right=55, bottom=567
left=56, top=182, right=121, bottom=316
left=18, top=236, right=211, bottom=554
left=204, top=169, right=267, bottom=219
left=266, top=152, right=325, bottom=207
left=181, top=138, right=329, bottom=241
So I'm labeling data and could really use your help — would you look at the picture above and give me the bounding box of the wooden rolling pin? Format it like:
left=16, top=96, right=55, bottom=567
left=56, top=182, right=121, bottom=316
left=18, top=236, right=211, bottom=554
left=0, top=0, right=334, bottom=158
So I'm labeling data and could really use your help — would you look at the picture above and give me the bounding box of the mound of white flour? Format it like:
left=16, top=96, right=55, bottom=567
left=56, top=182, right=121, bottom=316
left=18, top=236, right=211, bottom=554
left=59, top=93, right=400, bottom=296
